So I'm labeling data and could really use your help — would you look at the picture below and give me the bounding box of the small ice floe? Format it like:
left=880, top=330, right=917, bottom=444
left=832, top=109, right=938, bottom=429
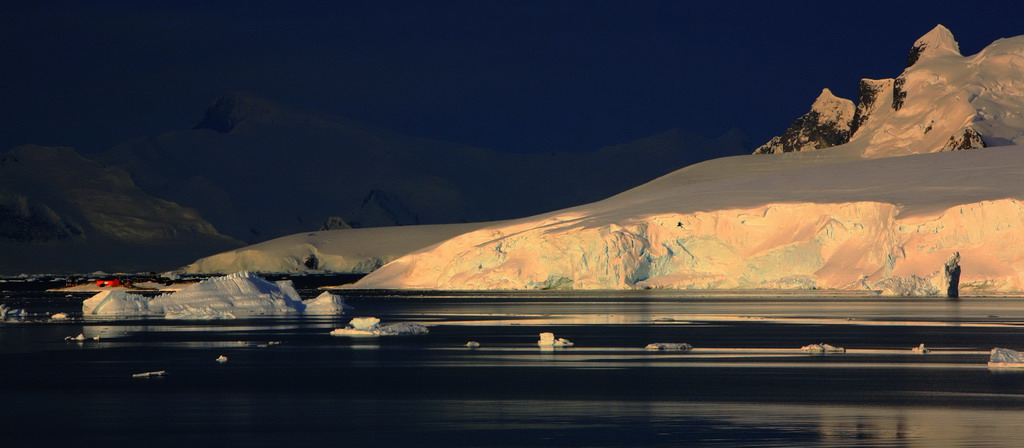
left=801, top=343, right=845, bottom=353
left=0, top=304, right=26, bottom=319
left=988, top=347, right=1024, bottom=369
left=537, top=332, right=574, bottom=347
left=912, top=343, right=930, bottom=354
left=465, top=341, right=481, bottom=348
left=215, top=355, right=228, bottom=363
left=268, top=341, right=282, bottom=346
left=645, top=342, right=693, bottom=351
left=50, top=313, right=69, bottom=320
left=132, top=370, right=167, bottom=378
left=65, top=333, right=86, bottom=341
left=330, top=317, right=429, bottom=337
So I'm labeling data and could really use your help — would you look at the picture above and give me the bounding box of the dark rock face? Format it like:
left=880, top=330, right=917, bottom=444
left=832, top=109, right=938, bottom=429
left=944, top=252, right=961, bottom=298
left=892, top=77, right=908, bottom=111
left=907, top=42, right=927, bottom=67
left=304, top=254, right=320, bottom=270
left=942, top=128, right=986, bottom=151
left=319, top=216, right=352, bottom=231
left=752, top=102, right=853, bottom=154
left=851, top=79, right=888, bottom=134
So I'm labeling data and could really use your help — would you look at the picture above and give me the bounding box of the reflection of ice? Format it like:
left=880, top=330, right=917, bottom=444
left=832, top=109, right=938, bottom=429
left=646, top=343, right=692, bottom=351
left=801, top=343, right=845, bottom=353
left=537, top=332, right=573, bottom=347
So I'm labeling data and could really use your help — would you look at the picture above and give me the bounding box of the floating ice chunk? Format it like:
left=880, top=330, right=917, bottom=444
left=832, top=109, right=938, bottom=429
left=50, top=313, right=68, bottom=320
left=466, top=341, right=481, bottom=348
left=801, top=343, right=845, bottom=353
left=912, top=343, right=930, bottom=354
left=645, top=342, right=693, bottom=351
left=132, top=370, right=167, bottom=378
left=302, top=291, right=352, bottom=315
left=537, top=332, right=574, bottom=347
left=988, top=347, right=1024, bottom=368
left=216, top=355, right=228, bottom=363
left=0, top=304, right=27, bottom=319
left=64, top=333, right=86, bottom=341
left=349, top=317, right=381, bottom=331
left=330, top=317, right=428, bottom=337
left=268, top=341, right=282, bottom=345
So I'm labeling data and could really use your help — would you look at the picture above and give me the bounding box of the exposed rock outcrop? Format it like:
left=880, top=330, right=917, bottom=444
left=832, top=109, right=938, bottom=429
left=942, top=128, right=986, bottom=151
left=753, top=89, right=855, bottom=154
left=944, top=252, right=961, bottom=298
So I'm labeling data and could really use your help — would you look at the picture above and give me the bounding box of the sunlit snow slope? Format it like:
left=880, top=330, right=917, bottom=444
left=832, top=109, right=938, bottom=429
left=181, top=222, right=492, bottom=274
left=354, top=26, right=1024, bottom=294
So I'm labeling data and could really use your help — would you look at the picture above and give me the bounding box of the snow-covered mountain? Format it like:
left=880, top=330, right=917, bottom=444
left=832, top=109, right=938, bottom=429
left=754, top=25, right=1023, bottom=156
left=107, top=92, right=748, bottom=242
left=350, top=26, right=1024, bottom=294
left=0, top=145, right=241, bottom=274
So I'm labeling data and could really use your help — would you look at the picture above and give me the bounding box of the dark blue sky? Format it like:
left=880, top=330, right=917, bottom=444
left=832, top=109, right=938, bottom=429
left=1, top=0, right=1020, bottom=154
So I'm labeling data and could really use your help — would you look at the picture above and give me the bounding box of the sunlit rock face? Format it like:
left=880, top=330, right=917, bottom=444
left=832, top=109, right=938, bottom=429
left=353, top=25, right=1024, bottom=294
left=753, top=89, right=855, bottom=154
left=756, top=24, right=1024, bottom=157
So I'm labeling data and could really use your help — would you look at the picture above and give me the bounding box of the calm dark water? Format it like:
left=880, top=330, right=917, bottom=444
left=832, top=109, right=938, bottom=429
left=3, top=289, right=1024, bottom=447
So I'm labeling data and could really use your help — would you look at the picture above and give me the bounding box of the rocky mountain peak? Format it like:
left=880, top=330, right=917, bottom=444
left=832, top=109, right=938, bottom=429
left=752, top=89, right=854, bottom=155
left=907, top=24, right=961, bottom=67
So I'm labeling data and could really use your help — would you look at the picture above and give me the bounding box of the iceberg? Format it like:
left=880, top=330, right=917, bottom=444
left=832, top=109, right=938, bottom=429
left=465, top=341, right=481, bottom=348
left=912, top=343, right=930, bottom=354
left=988, top=347, right=1024, bottom=368
left=215, top=355, right=228, bottom=363
left=81, top=272, right=349, bottom=318
left=645, top=342, right=693, bottom=351
left=329, top=317, right=429, bottom=337
left=50, top=313, right=68, bottom=320
left=302, top=291, right=352, bottom=315
left=801, top=343, right=845, bottom=353
left=537, top=332, right=574, bottom=347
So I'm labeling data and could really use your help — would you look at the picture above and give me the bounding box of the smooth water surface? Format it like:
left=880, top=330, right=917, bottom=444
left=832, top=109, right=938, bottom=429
left=3, top=289, right=1024, bottom=447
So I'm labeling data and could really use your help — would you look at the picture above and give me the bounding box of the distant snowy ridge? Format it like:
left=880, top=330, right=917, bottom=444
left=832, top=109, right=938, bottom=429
left=755, top=25, right=1024, bottom=156
left=181, top=221, right=493, bottom=274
